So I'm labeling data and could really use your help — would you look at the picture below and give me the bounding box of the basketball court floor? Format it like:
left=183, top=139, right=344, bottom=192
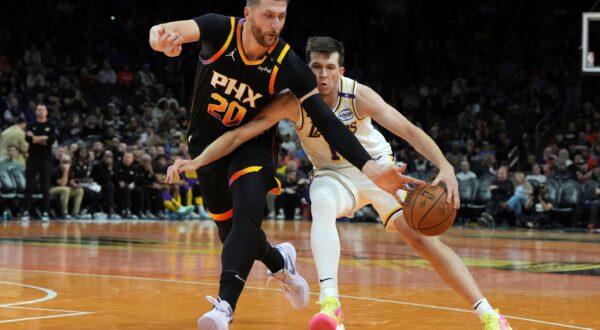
left=0, top=219, right=598, bottom=329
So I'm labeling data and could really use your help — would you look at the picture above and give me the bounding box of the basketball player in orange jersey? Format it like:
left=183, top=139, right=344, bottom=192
left=150, top=1, right=420, bottom=329
left=167, top=36, right=512, bottom=330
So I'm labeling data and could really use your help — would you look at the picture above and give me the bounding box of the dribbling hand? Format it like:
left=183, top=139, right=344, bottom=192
left=431, top=164, right=460, bottom=209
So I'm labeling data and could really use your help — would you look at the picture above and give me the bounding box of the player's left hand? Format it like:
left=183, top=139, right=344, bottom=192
left=165, top=158, right=189, bottom=183
left=431, top=163, right=460, bottom=209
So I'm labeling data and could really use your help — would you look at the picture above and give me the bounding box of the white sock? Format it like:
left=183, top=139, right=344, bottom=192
left=473, top=298, right=495, bottom=320
left=309, top=177, right=353, bottom=302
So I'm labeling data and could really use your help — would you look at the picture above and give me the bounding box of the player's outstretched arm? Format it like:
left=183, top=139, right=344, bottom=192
left=149, top=20, right=199, bottom=57
left=355, top=84, right=460, bottom=209
left=164, top=92, right=298, bottom=184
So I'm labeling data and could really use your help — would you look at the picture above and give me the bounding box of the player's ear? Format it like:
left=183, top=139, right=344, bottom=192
left=339, top=66, right=345, bottom=76
left=244, top=6, right=251, bottom=20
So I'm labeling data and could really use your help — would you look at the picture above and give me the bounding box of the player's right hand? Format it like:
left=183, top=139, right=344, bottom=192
left=149, top=25, right=166, bottom=51
left=150, top=25, right=183, bottom=57
left=363, top=161, right=426, bottom=204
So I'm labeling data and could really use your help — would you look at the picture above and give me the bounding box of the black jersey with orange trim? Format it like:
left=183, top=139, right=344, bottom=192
left=188, top=13, right=312, bottom=151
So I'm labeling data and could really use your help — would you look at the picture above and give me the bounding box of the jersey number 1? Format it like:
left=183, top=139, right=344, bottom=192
left=208, top=93, right=247, bottom=127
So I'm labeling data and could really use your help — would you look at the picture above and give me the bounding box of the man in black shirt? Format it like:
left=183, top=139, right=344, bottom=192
left=150, top=0, right=420, bottom=327
left=22, top=104, right=56, bottom=222
left=116, top=152, right=143, bottom=218
left=90, top=150, right=120, bottom=219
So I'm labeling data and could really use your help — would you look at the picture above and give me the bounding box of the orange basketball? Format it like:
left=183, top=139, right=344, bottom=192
left=403, top=184, right=456, bottom=236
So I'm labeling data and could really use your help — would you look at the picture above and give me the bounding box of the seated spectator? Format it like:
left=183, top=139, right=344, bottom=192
left=0, top=145, right=24, bottom=170
left=506, top=171, right=532, bottom=222
left=162, top=185, right=195, bottom=219
left=478, top=154, right=497, bottom=177
left=71, top=146, right=98, bottom=217
left=522, top=184, right=554, bottom=228
left=276, top=163, right=309, bottom=220
left=90, top=150, right=120, bottom=219
left=576, top=158, right=594, bottom=185
left=137, top=154, right=164, bottom=218
left=49, top=155, right=84, bottom=219
left=116, top=152, right=144, bottom=218
left=456, top=160, right=477, bottom=182
left=525, top=163, right=547, bottom=186
left=83, top=114, right=104, bottom=139
left=551, top=160, right=574, bottom=182
left=97, top=60, right=116, bottom=85
left=445, top=142, right=463, bottom=170
left=52, top=146, right=67, bottom=168
left=0, top=117, right=27, bottom=165
left=480, top=165, right=514, bottom=226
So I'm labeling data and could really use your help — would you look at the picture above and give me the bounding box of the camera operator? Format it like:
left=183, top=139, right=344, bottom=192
left=522, top=184, right=553, bottom=228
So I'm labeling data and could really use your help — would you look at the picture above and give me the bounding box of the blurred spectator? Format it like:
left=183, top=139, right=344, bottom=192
left=280, top=133, right=297, bottom=155
left=522, top=184, right=554, bottom=228
left=506, top=171, right=532, bottom=222
left=456, top=160, right=477, bottom=182
left=90, top=150, right=120, bottom=219
left=276, top=163, right=309, bottom=220
left=445, top=143, right=463, bottom=170
left=117, top=65, right=135, bottom=87
left=137, top=154, right=164, bottom=218
left=52, top=146, right=67, bottom=168
left=525, top=163, right=547, bottom=186
left=0, top=117, right=28, bottom=165
left=116, top=151, right=143, bottom=218
left=480, top=166, right=514, bottom=226
left=551, top=160, right=574, bottom=182
left=0, top=145, right=23, bottom=170
left=49, top=155, right=84, bottom=219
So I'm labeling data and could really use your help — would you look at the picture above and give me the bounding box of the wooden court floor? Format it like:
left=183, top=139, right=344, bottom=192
left=0, top=219, right=598, bottom=329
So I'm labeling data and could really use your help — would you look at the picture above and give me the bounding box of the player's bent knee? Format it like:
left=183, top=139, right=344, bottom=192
left=395, top=216, right=440, bottom=250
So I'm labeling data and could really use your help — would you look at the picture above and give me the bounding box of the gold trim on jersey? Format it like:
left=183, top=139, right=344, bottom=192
left=268, top=44, right=291, bottom=95
left=383, top=203, right=404, bottom=228
left=350, top=79, right=365, bottom=120
left=200, top=17, right=236, bottom=65
left=295, top=107, right=306, bottom=131
left=332, top=78, right=343, bottom=112
left=236, top=19, right=279, bottom=65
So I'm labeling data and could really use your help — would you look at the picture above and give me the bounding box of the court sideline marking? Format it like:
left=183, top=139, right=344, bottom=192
left=0, top=281, right=94, bottom=324
left=0, top=268, right=593, bottom=329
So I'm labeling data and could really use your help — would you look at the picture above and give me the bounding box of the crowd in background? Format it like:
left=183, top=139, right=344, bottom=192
left=1, top=0, right=599, bottom=231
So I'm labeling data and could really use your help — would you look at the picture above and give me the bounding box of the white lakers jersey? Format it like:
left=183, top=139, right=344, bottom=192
left=295, top=76, right=392, bottom=170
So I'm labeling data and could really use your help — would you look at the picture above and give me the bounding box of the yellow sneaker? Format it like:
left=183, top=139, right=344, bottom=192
left=309, top=296, right=345, bottom=330
left=482, top=309, right=512, bottom=330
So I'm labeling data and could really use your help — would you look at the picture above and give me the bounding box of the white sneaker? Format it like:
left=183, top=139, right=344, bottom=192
left=41, top=212, right=50, bottom=222
left=21, top=211, right=30, bottom=222
left=268, top=242, right=310, bottom=309
left=197, top=296, right=233, bottom=330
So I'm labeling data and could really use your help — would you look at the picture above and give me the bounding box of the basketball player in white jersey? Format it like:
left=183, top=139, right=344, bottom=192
left=167, top=37, right=512, bottom=330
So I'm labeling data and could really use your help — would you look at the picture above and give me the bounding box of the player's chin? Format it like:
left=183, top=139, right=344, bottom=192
left=264, top=34, right=279, bottom=45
